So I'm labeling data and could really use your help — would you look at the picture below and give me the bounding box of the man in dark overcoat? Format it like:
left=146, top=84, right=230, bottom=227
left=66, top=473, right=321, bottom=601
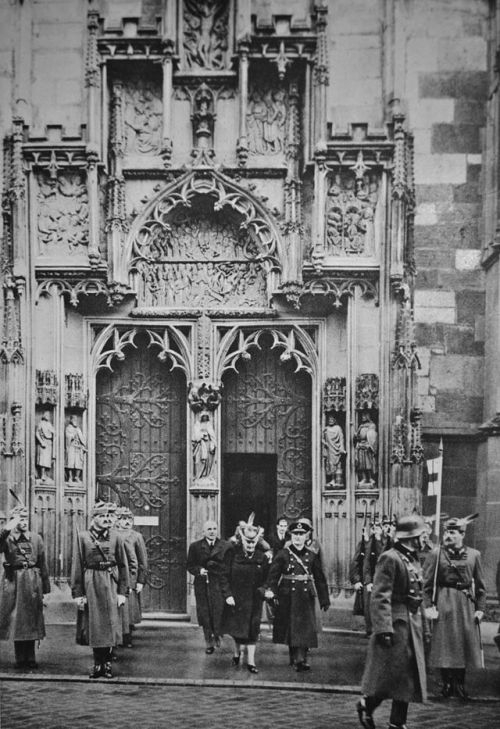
left=71, top=501, right=129, bottom=678
left=358, top=514, right=427, bottom=729
left=362, top=516, right=393, bottom=636
left=115, top=506, right=148, bottom=648
left=422, top=515, right=486, bottom=700
left=265, top=519, right=330, bottom=672
left=187, top=520, right=228, bottom=653
left=0, top=505, right=50, bottom=669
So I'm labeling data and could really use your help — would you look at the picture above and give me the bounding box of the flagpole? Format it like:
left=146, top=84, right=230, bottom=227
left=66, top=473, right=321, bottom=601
left=435, top=437, right=444, bottom=539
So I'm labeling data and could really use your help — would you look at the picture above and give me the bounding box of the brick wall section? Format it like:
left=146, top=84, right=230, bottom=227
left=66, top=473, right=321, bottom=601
left=406, top=0, right=488, bottom=434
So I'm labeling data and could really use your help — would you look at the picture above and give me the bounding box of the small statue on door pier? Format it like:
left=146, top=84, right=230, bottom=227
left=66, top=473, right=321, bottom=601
left=354, top=410, right=378, bottom=486
left=65, top=415, right=87, bottom=483
left=192, top=411, right=216, bottom=480
left=35, top=410, right=55, bottom=482
left=322, top=413, right=346, bottom=488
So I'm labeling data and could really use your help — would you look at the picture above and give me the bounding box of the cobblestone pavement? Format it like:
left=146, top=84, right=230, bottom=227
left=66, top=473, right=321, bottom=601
left=1, top=679, right=500, bottom=729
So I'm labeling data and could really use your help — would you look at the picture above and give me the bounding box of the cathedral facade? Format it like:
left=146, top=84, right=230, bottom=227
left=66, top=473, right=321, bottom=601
left=0, top=0, right=496, bottom=616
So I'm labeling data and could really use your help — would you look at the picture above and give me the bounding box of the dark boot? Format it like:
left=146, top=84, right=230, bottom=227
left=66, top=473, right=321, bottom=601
left=440, top=668, right=453, bottom=697
left=25, top=641, right=38, bottom=669
left=452, top=669, right=469, bottom=701
left=122, top=633, right=133, bottom=648
left=356, top=697, right=376, bottom=729
left=102, top=661, right=113, bottom=679
left=14, top=641, right=27, bottom=669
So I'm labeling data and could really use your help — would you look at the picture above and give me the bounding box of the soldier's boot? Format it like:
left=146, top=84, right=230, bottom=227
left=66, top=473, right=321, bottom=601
left=440, top=668, right=453, bottom=697
left=356, top=698, right=376, bottom=729
left=102, top=661, right=113, bottom=679
left=89, top=664, right=103, bottom=679
left=452, top=669, right=469, bottom=701
left=25, top=641, right=38, bottom=669
left=14, top=640, right=28, bottom=669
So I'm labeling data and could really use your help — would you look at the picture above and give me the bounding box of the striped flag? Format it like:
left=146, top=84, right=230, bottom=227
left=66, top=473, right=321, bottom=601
left=426, top=438, right=443, bottom=537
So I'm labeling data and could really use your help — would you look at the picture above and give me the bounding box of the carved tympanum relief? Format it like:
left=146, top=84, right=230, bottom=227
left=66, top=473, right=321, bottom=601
left=37, top=171, right=89, bottom=255
left=183, top=0, right=229, bottom=71
left=122, top=73, right=162, bottom=155
left=325, top=171, right=379, bottom=256
left=247, top=84, right=288, bottom=156
left=134, top=199, right=267, bottom=308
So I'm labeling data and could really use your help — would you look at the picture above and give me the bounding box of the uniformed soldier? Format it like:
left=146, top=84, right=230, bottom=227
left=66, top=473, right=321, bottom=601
left=357, top=514, right=427, bottom=729
left=115, top=506, right=148, bottom=647
left=71, top=501, right=129, bottom=679
left=265, top=519, right=330, bottom=672
left=0, top=505, right=50, bottom=669
left=362, top=516, right=393, bottom=636
left=423, top=514, right=486, bottom=700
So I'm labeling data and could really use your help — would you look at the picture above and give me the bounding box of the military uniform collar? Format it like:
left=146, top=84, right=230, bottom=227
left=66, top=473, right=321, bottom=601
left=444, top=544, right=467, bottom=559
left=394, top=541, right=418, bottom=562
left=90, top=526, right=109, bottom=540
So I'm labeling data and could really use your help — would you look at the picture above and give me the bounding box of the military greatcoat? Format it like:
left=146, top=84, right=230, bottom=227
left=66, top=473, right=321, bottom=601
left=423, top=545, right=486, bottom=669
left=0, top=529, right=50, bottom=641
left=71, top=528, right=128, bottom=648
left=361, top=544, right=427, bottom=703
left=187, top=537, right=229, bottom=639
left=267, top=545, right=330, bottom=648
left=121, top=528, right=148, bottom=625
left=221, top=544, right=269, bottom=644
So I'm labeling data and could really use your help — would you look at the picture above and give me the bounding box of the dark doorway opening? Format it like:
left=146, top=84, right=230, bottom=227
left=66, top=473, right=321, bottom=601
left=222, top=453, right=277, bottom=540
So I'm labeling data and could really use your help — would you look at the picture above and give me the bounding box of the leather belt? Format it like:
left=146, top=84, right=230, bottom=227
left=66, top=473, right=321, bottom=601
left=85, top=561, right=116, bottom=571
left=282, top=574, right=312, bottom=581
left=5, top=562, right=36, bottom=570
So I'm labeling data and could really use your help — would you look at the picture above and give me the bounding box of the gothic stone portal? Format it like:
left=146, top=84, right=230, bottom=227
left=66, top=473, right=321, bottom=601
left=221, top=333, right=312, bottom=538
left=95, top=331, right=187, bottom=613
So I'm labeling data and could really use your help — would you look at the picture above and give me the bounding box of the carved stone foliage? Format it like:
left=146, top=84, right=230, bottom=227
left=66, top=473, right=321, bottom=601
left=122, top=72, right=162, bottom=156
left=0, top=403, right=23, bottom=457
left=133, top=200, right=267, bottom=309
left=0, top=272, right=23, bottom=364
left=323, top=378, right=346, bottom=412
left=36, top=370, right=58, bottom=406
left=247, top=84, right=288, bottom=156
left=36, top=170, right=89, bottom=255
left=355, top=374, right=379, bottom=410
left=182, top=0, right=229, bottom=71
left=326, top=170, right=379, bottom=256
left=188, top=380, right=223, bottom=412
left=65, top=373, right=87, bottom=410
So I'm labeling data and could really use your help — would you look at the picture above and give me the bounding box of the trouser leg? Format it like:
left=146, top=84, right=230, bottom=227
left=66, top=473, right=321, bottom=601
left=389, top=700, right=408, bottom=727
left=24, top=640, right=36, bottom=667
left=364, top=695, right=383, bottom=716
left=202, top=626, right=214, bottom=646
left=14, top=640, right=27, bottom=667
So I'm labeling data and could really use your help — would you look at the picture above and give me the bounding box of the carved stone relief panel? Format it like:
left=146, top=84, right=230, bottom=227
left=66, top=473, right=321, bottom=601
left=121, top=70, right=163, bottom=156
left=36, top=170, right=89, bottom=256
left=325, top=170, right=379, bottom=257
left=247, top=83, right=288, bottom=157
left=133, top=198, right=267, bottom=309
left=182, top=0, right=230, bottom=71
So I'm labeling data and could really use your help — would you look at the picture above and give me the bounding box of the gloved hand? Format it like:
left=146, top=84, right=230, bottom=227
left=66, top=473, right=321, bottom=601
left=4, top=515, right=20, bottom=532
left=366, top=583, right=373, bottom=593
left=425, top=606, right=439, bottom=621
left=264, top=589, right=274, bottom=600
left=226, top=596, right=235, bottom=607
left=199, top=568, right=208, bottom=577
left=136, top=583, right=144, bottom=594
left=354, top=582, right=363, bottom=591
left=375, top=632, right=394, bottom=648
left=474, top=610, right=484, bottom=623
left=117, top=594, right=126, bottom=608
left=73, top=596, right=87, bottom=609
left=320, top=603, right=329, bottom=612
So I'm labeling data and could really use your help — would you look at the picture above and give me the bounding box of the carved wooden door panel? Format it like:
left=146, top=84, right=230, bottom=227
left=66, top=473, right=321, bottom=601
left=95, top=332, right=187, bottom=613
left=222, top=332, right=312, bottom=528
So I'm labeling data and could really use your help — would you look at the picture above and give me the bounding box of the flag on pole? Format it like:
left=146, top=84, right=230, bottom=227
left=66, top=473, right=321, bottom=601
left=426, top=438, right=444, bottom=537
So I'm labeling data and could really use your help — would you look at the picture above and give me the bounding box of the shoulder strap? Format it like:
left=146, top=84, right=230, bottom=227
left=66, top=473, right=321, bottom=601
left=286, top=546, right=311, bottom=575
left=88, top=530, right=118, bottom=584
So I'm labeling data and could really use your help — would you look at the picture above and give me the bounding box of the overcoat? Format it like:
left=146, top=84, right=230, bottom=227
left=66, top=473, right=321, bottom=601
left=118, top=530, right=138, bottom=635
left=221, top=544, right=268, bottom=643
left=71, top=528, right=128, bottom=648
left=361, top=544, right=427, bottom=703
left=423, top=545, right=486, bottom=668
left=266, top=545, right=330, bottom=648
left=0, top=529, right=50, bottom=641
left=121, top=529, right=148, bottom=625
left=187, top=537, right=229, bottom=638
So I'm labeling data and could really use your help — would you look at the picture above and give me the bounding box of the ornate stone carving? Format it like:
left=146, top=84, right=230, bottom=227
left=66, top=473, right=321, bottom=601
left=323, top=377, right=346, bottom=412
left=355, top=374, right=379, bottom=410
left=410, top=408, right=424, bottom=464
left=36, top=170, right=89, bottom=255
left=354, top=411, right=378, bottom=487
left=182, top=0, right=229, bottom=71
left=85, top=10, right=100, bottom=88
left=301, top=277, right=379, bottom=308
left=479, top=412, right=500, bottom=436
left=0, top=403, right=23, bottom=457
left=192, top=83, right=215, bottom=153
left=326, top=169, right=378, bottom=256
left=65, top=373, right=87, bottom=410
left=36, top=370, right=58, bottom=406
left=247, top=84, right=288, bottom=156
left=188, top=380, right=223, bottom=412
left=393, top=294, right=420, bottom=370
left=390, top=413, right=406, bottom=464
left=0, top=272, right=23, bottom=364
left=133, top=201, right=268, bottom=309
left=123, top=73, right=163, bottom=156
left=197, top=314, right=211, bottom=379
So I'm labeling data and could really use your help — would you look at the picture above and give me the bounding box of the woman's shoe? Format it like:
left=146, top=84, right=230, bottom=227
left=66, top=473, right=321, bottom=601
left=247, top=664, right=258, bottom=674
left=231, top=655, right=240, bottom=666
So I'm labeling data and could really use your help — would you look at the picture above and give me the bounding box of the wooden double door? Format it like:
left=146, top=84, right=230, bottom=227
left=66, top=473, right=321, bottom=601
left=95, top=332, right=187, bottom=613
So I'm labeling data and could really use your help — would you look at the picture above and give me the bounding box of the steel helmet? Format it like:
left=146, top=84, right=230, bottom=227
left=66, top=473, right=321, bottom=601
left=394, top=514, right=426, bottom=539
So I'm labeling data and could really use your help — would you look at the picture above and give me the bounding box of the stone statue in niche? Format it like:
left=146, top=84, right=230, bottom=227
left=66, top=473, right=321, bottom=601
left=123, top=78, right=162, bottom=155
left=192, top=411, right=216, bottom=479
left=35, top=410, right=55, bottom=482
left=183, top=0, right=229, bottom=70
left=354, top=410, right=378, bottom=486
left=247, top=86, right=287, bottom=155
left=322, top=413, right=346, bottom=488
left=192, top=85, right=215, bottom=150
left=65, top=415, right=87, bottom=483
left=326, top=171, right=378, bottom=256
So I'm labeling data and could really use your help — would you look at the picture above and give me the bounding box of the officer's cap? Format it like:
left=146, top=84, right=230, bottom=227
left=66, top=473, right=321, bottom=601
left=289, top=519, right=312, bottom=534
